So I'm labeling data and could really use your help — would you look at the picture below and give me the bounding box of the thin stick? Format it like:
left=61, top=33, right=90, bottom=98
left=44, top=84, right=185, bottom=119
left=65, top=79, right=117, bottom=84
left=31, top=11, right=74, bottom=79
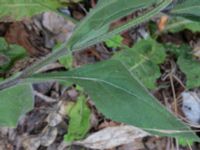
left=33, top=90, right=57, bottom=102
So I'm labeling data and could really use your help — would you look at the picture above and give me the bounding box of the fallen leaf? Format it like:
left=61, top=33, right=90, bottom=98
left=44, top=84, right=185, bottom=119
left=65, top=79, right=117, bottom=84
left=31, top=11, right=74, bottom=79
left=75, top=125, right=149, bottom=149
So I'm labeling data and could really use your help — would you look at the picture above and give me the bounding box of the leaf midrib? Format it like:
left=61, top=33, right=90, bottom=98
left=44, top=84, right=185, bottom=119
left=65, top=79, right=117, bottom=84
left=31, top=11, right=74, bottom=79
left=42, top=75, right=171, bottom=115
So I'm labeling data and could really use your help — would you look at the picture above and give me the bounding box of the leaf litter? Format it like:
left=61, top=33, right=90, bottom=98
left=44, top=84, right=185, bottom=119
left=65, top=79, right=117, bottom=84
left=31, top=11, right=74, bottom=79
left=0, top=0, right=200, bottom=150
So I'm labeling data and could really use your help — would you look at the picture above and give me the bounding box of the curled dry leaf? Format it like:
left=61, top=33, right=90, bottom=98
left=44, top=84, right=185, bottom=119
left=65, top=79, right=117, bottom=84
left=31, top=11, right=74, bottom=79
left=47, top=112, right=63, bottom=127
left=22, top=137, right=41, bottom=150
left=157, top=15, right=168, bottom=32
left=40, top=127, right=58, bottom=147
left=74, top=125, right=149, bottom=150
left=5, top=21, right=49, bottom=56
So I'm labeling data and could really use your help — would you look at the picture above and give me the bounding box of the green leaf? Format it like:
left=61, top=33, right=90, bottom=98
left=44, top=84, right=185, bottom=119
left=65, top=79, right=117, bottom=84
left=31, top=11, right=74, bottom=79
left=0, top=0, right=62, bottom=20
left=178, top=137, right=194, bottom=147
left=0, top=38, right=8, bottom=49
left=164, top=17, right=200, bottom=33
left=67, top=0, right=171, bottom=49
left=0, top=38, right=27, bottom=73
left=166, top=44, right=200, bottom=89
left=105, top=35, right=123, bottom=48
left=178, top=55, right=200, bottom=89
left=164, top=43, right=190, bottom=57
left=59, top=0, right=82, bottom=3
left=170, top=0, right=200, bottom=21
left=58, top=53, right=73, bottom=69
left=53, top=43, right=73, bottom=69
left=0, top=84, right=34, bottom=127
left=113, top=38, right=166, bottom=89
left=28, top=60, right=199, bottom=141
left=64, top=94, right=91, bottom=142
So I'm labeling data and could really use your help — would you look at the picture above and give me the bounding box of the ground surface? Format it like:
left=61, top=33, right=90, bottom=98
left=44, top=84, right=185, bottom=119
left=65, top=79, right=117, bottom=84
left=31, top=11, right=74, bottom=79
left=0, top=0, right=200, bottom=150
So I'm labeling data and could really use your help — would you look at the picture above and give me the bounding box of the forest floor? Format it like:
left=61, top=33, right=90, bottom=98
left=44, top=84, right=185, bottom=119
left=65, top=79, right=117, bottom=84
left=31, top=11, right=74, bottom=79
left=0, top=0, right=200, bottom=150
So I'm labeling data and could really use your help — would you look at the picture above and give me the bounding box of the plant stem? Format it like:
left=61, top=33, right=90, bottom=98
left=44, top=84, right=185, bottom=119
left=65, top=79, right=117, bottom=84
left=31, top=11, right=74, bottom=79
left=0, top=42, right=70, bottom=90
left=0, top=0, right=173, bottom=90
left=22, top=44, right=68, bottom=77
left=0, top=76, right=21, bottom=90
left=74, top=0, right=173, bottom=49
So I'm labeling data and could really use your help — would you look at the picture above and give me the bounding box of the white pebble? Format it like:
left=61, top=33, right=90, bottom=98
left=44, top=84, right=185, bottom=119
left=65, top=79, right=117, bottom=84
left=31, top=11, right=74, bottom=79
left=182, top=91, right=200, bottom=124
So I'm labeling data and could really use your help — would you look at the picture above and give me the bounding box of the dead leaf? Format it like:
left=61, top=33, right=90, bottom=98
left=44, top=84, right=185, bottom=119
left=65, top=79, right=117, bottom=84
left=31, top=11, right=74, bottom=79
left=5, top=21, right=49, bottom=56
left=157, top=15, right=168, bottom=32
left=40, top=127, right=58, bottom=147
left=74, top=125, right=149, bottom=149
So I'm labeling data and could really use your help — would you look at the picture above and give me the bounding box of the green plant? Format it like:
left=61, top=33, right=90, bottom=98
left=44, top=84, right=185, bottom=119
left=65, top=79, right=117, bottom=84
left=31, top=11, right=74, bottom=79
left=64, top=94, right=91, bottom=142
left=0, top=0, right=200, bottom=142
left=113, top=38, right=166, bottom=89
left=105, top=35, right=123, bottom=48
left=165, top=44, right=200, bottom=89
left=0, top=38, right=27, bottom=74
left=178, top=137, right=194, bottom=147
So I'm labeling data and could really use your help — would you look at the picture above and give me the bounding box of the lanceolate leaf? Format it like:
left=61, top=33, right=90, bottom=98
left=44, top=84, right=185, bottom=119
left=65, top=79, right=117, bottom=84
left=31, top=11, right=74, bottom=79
left=0, top=84, right=34, bottom=127
left=29, top=60, right=199, bottom=141
left=67, top=0, right=172, bottom=49
left=113, top=38, right=166, bottom=89
left=170, top=0, right=200, bottom=21
left=0, top=0, right=62, bottom=20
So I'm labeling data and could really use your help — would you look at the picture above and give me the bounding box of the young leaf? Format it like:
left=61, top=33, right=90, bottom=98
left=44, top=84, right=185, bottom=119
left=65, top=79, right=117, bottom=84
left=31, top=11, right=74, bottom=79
left=105, top=35, right=123, bottom=48
left=113, top=38, right=166, bottom=89
left=64, top=95, right=91, bottom=142
left=178, top=137, right=194, bottom=147
left=170, top=0, right=200, bottom=21
left=28, top=60, right=199, bottom=141
left=178, top=55, right=200, bottom=89
left=165, top=44, right=200, bottom=89
left=0, top=38, right=27, bottom=73
left=0, top=84, right=34, bottom=127
left=67, top=0, right=171, bottom=49
left=58, top=53, right=73, bottom=69
left=0, top=0, right=62, bottom=20
left=164, top=43, right=190, bottom=57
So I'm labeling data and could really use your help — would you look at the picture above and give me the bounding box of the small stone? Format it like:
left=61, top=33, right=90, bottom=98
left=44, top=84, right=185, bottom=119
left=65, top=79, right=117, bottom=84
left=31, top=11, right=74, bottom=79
left=182, top=91, right=200, bottom=124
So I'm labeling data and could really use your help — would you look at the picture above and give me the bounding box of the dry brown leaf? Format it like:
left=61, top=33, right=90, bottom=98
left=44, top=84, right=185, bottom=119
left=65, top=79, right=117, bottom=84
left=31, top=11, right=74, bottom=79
left=157, top=15, right=168, bottom=32
left=74, top=125, right=149, bottom=150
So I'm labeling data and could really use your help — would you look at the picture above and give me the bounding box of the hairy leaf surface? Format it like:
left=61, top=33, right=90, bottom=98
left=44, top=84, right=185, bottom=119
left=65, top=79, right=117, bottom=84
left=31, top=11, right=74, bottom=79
left=165, top=17, right=200, bottom=33
left=170, top=0, right=200, bottom=21
left=29, top=60, right=199, bottom=140
left=178, top=55, right=200, bottom=89
left=0, top=0, right=61, bottom=20
left=113, top=38, right=165, bottom=89
left=67, top=0, right=169, bottom=49
left=0, top=84, right=34, bottom=127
